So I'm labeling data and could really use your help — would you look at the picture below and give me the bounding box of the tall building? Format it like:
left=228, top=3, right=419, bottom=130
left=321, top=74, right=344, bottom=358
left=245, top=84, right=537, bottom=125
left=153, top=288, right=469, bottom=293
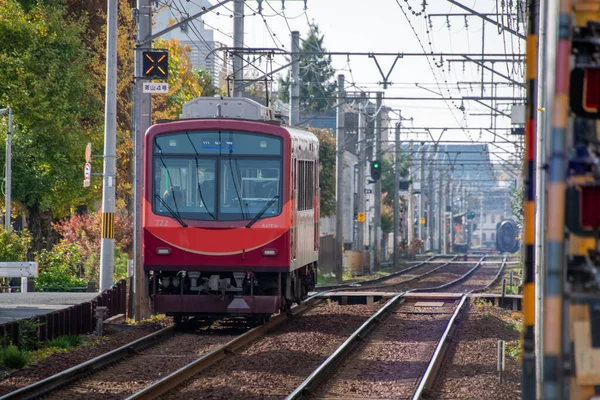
left=153, top=1, right=226, bottom=89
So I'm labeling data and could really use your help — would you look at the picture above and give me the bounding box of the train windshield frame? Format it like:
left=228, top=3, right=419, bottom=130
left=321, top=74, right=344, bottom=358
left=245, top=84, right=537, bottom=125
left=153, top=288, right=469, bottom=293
left=152, top=130, right=283, bottom=221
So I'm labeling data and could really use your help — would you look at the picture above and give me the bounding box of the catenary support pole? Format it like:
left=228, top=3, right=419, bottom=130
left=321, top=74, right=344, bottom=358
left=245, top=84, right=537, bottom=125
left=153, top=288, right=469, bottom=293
left=99, top=0, right=118, bottom=292
left=290, top=31, right=300, bottom=126
left=374, top=92, right=383, bottom=270
left=357, top=106, right=366, bottom=265
left=335, top=74, right=345, bottom=283
left=233, top=0, right=244, bottom=97
left=133, top=0, right=152, bottom=319
left=393, top=123, right=400, bottom=267
left=419, top=143, right=425, bottom=245
left=408, top=140, right=414, bottom=259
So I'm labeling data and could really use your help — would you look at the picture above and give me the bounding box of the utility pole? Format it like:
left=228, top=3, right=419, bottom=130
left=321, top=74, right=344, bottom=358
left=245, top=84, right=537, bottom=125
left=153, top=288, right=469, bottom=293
left=374, top=92, right=383, bottom=270
left=408, top=141, right=415, bottom=259
left=357, top=107, right=366, bottom=262
left=428, top=146, right=436, bottom=251
left=437, top=167, right=443, bottom=253
left=393, top=123, right=400, bottom=267
left=290, top=31, right=300, bottom=125
left=419, top=143, right=425, bottom=245
left=99, top=0, right=118, bottom=292
left=133, top=0, right=152, bottom=319
left=0, top=106, right=12, bottom=231
left=441, top=172, right=446, bottom=254
left=335, top=74, right=345, bottom=283
left=233, top=0, right=244, bottom=97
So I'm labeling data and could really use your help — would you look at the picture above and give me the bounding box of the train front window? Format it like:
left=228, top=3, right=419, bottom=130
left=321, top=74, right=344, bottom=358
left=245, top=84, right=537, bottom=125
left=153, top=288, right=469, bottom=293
left=219, top=159, right=281, bottom=221
left=152, top=130, right=282, bottom=221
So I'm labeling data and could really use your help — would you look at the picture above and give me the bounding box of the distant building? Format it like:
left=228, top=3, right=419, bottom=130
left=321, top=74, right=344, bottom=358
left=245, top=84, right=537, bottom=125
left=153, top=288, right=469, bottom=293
left=153, top=1, right=226, bottom=89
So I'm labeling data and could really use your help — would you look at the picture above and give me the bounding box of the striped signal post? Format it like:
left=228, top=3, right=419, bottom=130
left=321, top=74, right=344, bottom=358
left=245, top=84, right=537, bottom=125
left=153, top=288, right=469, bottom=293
left=522, top=0, right=539, bottom=394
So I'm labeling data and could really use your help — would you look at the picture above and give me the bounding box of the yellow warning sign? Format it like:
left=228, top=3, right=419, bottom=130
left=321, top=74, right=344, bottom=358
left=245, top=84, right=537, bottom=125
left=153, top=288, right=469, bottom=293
left=420, top=217, right=426, bottom=225
left=102, top=212, right=114, bottom=239
left=357, top=212, right=366, bottom=222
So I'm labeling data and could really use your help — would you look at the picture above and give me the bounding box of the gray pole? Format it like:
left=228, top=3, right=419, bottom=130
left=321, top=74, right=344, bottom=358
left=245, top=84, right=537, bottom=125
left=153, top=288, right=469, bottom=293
left=408, top=140, right=414, bottom=259
left=99, top=0, right=118, bottom=292
left=393, top=123, right=400, bottom=267
left=419, top=143, right=425, bottom=245
left=0, top=107, right=12, bottom=231
left=374, top=92, right=382, bottom=270
left=335, top=74, right=345, bottom=283
left=133, top=0, right=152, bottom=319
left=441, top=172, right=446, bottom=254
left=427, top=146, right=436, bottom=251
left=233, top=0, right=245, bottom=97
left=437, top=168, right=443, bottom=253
left=357, top=108, right=365, bottom=258
left=290, top=31, right=300, bottom=125
left=450, top=180, right=455, bottom=252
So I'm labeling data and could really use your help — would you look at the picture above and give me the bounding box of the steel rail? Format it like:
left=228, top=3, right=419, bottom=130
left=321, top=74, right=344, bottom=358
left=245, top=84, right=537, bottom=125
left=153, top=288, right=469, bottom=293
left=411, top=294, right=469, bottom=399
left=125, top=294, right=325, bottom=400
left=471, top=256, right=508, bottom=293
left=418, top=255, right=487, bottom=292
left=352, top=255, right=460, bottom=291
left=285, top=292, right=408, bottom=400
left=315, top=255, right=441, bottom=291
left=0, top=326, right=177, bottom=400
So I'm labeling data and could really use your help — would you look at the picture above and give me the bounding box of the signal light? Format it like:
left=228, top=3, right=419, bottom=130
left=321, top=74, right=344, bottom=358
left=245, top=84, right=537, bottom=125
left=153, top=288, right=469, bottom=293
left=370, top=160, right=382, bottom=181
left=142, top=50, right=169, bottom=79
left=585, top=68, right=600, bottom=110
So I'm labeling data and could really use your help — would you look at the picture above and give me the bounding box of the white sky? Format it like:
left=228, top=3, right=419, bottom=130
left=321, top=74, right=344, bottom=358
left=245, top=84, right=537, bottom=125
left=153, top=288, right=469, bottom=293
left=166, top=0, right=526, bottom=163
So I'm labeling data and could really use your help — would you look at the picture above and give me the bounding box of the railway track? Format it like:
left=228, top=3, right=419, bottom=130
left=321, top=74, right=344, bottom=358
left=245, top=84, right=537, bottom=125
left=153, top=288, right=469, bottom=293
left=286, top=294, right=468, bottom=400
left=1, top=294, right=327, bottom=400
left=0, top=254, right=511, bottom=400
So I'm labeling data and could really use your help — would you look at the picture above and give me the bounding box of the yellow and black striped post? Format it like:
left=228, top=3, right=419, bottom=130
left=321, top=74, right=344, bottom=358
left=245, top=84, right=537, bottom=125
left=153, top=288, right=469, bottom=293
left=521, top=0, right=538, bottom=396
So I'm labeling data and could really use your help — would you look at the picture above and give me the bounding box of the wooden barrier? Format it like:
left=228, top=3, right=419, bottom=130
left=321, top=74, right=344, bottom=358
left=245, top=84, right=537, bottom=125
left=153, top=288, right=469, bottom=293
left=0, top=278, right=128, bottom=346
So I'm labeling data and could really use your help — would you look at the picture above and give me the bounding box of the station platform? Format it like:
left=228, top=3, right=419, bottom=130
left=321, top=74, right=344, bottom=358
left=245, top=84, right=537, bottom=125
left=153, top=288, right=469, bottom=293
left=0, top=292, right=99, bottom=324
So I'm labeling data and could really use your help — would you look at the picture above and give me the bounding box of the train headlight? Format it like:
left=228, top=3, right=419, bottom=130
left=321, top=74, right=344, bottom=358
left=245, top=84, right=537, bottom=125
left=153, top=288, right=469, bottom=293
left=262, top=249, right=277, bottom=256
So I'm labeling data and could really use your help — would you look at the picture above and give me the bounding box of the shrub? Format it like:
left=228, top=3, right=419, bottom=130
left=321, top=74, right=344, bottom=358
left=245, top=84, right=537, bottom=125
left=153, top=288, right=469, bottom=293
left=0, top=227, right=31, bottom=261
left=1, top=345, right=28, bottom=369
left=18, top=319, right=40, bottom=351
left=47, top=335, right=83, bottom=349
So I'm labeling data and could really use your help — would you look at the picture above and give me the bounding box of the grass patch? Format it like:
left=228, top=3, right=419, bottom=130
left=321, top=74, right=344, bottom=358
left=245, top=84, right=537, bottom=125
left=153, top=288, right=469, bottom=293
left=0, top=345, right=28, bottom=369
left=47, top=335, right=84, bottom=349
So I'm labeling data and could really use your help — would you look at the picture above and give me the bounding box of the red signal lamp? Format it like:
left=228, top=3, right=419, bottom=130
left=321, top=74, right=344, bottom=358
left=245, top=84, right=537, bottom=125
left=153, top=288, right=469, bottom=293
left=584, top=68, right=600, bottom=110
left=580, top=185, right=600, bottom=227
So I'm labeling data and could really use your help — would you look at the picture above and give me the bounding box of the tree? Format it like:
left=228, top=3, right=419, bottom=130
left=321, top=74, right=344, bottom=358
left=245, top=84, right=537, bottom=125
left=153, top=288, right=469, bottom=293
left=510, top=185, right=524, bottom=226
left=0, top=0, right=101, bottom=252
left=308, top=128, right=336, bottom=217
left=152, top=39, right=216, bottom=121
left=279, top=23, right=336, bottom=112
left=381, top=155, right=410, bottom=206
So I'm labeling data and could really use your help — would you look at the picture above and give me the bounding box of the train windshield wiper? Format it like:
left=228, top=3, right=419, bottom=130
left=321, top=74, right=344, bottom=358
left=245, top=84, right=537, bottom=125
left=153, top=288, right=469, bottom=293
left=154, top=195, right=188, bottom=227
left=246, top=195, right=279, bottom=228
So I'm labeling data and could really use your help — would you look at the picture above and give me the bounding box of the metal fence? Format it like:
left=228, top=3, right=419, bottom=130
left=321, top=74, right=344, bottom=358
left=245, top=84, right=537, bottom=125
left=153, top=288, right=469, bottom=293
left=0, top=278, right=128, bottom=347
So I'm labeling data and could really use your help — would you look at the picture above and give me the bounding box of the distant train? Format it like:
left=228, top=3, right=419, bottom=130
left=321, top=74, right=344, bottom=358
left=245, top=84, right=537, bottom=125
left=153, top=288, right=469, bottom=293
left=143, top=97, right=319, bottom=323
left=496, top=219, right=520, bottom=253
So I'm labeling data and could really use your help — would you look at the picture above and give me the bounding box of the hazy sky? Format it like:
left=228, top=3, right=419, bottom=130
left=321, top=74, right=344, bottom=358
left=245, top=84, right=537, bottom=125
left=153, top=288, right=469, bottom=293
left=166, top=0, right=526, bottom=160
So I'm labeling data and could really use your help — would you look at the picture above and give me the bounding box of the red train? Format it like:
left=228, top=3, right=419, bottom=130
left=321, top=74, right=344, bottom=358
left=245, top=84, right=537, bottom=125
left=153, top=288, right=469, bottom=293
left=143, top=98, right=319, bottom=322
